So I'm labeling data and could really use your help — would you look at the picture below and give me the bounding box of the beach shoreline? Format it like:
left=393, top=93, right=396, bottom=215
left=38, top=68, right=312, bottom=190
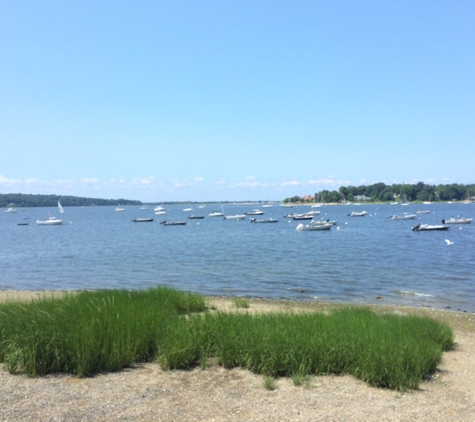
left=1, top=291, right=474, bottom=421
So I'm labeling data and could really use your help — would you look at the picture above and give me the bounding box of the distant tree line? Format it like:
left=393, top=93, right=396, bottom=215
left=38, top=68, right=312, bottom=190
left=284, top=182, right=475, bottom=204
left=0, top=194, right=142, bottom=208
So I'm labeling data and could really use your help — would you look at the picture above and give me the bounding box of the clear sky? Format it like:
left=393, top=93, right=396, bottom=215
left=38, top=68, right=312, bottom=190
left=1, top=1, right=474, bottom=202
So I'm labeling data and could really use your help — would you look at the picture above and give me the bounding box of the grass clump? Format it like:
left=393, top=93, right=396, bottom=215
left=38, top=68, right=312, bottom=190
left=233, top=297, right=250, bottom=309
left=0, top=287, right=205, bottom=377
left=0, top=291, right=454, bottom=392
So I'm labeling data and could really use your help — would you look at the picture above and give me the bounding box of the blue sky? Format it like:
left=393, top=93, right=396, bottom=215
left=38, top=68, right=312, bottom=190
left=1, top=1, right=474, bottom=202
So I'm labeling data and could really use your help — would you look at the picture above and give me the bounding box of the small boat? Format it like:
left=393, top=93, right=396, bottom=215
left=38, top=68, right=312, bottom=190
left=348, top=211, right=368, bottom=217
left=4, top=207, right=18, bottom=213
left=244, top=209, right=264, bottom=215
left=58, top=200, right=64, bottom=214
left=388, top=213, right=416, bottom=220
left=132, top=218, right=154, bottom=222
left=292, top=214, right=313, bottom=221
left=305, top=210, right=321, bottom=216
left=310, top=219, right=337, bottom=226
left=115, top=207, right=125, bottom=212
left=17, top=218, right=30, bottom=226
left=183, top=208, right=193, bottom=212
left=412, top=223, right=449, bottom=231
left=188, top=215, right=205, bottom=219
left=416, top=210, right=430, bottom=214
left=296, top=222, right=332, bottom=231
left=36, top=216, right=63, bottom=226
left=250, top=218, right=278, bottom=223
left=224, top=214, right=246, bottom=220
left=208, top=211, right=224, bottom=217
left=154, top=206, right=165, bottom=212
left=441, top=217, right=472, bottom=224
left=140, top=206, right=148, bottom=210
left=154, top=210, right=167, bottom=215
left=160, top=221, right=188, bottom=226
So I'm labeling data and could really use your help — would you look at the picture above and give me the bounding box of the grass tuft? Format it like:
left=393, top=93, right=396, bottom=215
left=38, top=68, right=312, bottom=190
left=233, top=297, right=250, bottom=309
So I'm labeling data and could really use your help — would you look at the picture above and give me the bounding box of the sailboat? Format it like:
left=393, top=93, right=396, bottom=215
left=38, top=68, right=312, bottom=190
left=58, top=200, right=64, bottom=214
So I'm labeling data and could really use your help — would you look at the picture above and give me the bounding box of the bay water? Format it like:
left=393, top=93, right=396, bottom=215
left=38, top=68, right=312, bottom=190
left=1, top=203, right=474, bottom=312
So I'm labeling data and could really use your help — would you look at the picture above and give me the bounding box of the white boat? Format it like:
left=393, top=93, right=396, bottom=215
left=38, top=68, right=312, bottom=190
left=388, top=213, right=416, bottom=220
left=224, top=214, right=246, bottom=220
left=154, top=206, right=165, bottom=212
left=4, top=207, right=18, bottom=213
left=296, top=222, right=332, bottom=231
left=208, top=211, right=224, bottom=217
left=183, top=208, right=193, bottom=212
left=244, top=209, right=264, bottom=215
left=442, top=217, right=472, bottom=224
left=58, top=201, right=64, bottom=214
left=412, top=223, right=448, bottom=232
left=305, top=210, right=320, bottom=216
left=401, top=195, right=409, bottom=205
left=36, top=216, right=63, bottom=226
left=154, top=210, right=167, bottom=215
left=310, top=219, right=337, bottom=226
left=416, top=210, right=430, bottom=214
left=115, top=206, right=125, bottom=212
left=348, top=211, right=368, bottom=217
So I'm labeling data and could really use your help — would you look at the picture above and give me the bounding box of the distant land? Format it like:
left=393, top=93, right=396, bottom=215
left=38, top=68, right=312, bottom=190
left=1, top=181, right=474, bottom=208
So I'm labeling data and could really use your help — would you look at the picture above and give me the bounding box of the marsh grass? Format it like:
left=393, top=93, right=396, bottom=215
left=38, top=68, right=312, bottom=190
left=233, top=297, right=250, bottom=308
left=0, top=290, right=453, bottom=391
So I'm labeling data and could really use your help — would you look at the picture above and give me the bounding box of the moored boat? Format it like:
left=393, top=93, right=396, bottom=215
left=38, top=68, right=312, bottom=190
left=250, top=218, right=278, bottom=223
left=348, top=211, right=368, bottom=217
left=244, top=209, right=264, bottom=215
left=442, top=217, right=472, bottom=224
left=160, top=221, right=188, bottom=226
left=188, top=215, right=205, bottom=219
left=132, top=218, right=154, bottom=222
left=388, top=213, right=416, bottom=220
left=412, top=223, right=449, bottom=231
left=296, top=222, right=332, bottom=231
left=224, top=214, right=246, bottom=220
left=36, top=217, right=63, bottom=226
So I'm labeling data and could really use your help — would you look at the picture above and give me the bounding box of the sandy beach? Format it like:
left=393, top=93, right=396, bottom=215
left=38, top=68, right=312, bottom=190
left=1, top=292, right=474, bottom=421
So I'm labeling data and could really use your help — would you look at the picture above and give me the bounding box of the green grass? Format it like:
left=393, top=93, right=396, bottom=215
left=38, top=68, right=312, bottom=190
left=233, top=297, right=250, bottom=308
left=0, top=289, right=454, bottom=391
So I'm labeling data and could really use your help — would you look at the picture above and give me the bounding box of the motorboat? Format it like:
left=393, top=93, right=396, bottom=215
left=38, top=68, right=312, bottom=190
left=183, top=208, right=193, bottom=212
left=348, top=211, right=368, bottom=217
left=188, top=215, right=205, bottom=219
left=310, top=219, right=337, bottom=226
left=305, top=210, right=321, bottom=216
left=160, top=221, right=188, bottom=226
left=244, top=209, right=264, bottom=215
left=412, top=223, right=449, bottom=231
left=224, top=214, right=246, bottom=220
left=154, top=210, right=167, bottom=215
left=154, top=206, right=165, bottom=212
left=115, top=207, right=125, bottom=212
left=36, top=217, right=63, bottom=226
left=250, top=218, right=278, bottom=223
left=208, top=211, right=224, bottom=217
left=296, top=222, right=332, bottom=231
left=388, top=213, right=416, bottom=220
left=292, top=214, right=313, bottom=220
left=132, top=218, right=154, bottom=222
left=4, top=208, right=18, bottom=213
left=416, top=210, right=430, bottom=214
left=441, top=217, right=472, bottom=224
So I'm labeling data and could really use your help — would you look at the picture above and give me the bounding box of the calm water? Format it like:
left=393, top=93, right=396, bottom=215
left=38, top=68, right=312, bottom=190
left=1, top=203, right=474, bottom=312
